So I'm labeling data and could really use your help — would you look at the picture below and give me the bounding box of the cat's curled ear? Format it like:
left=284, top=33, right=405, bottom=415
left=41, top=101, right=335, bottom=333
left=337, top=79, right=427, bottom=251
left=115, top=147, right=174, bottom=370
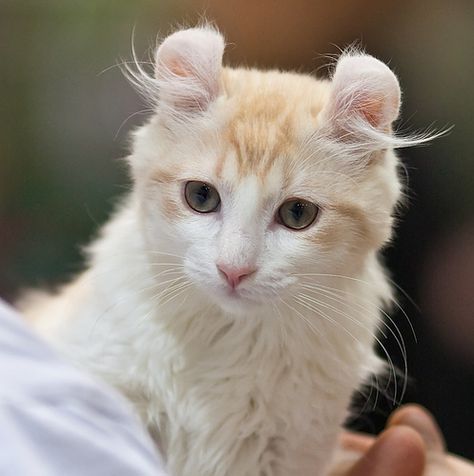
left=321, top=52, right=402, bottom=156
left=154, top=27, right=225, bottom=119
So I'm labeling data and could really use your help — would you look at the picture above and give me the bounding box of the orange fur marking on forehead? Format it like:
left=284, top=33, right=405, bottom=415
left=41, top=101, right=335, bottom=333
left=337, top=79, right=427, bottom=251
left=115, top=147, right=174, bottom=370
left=226, top=119, right=294, bottom=177
left=220, top=68, right=328, bottom=179
left=213, top=150, right=228, bottom=179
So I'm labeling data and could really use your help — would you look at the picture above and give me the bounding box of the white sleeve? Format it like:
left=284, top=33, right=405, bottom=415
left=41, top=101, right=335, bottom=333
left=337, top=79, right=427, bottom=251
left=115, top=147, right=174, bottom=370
left=0, top=299, right=168, bottom=476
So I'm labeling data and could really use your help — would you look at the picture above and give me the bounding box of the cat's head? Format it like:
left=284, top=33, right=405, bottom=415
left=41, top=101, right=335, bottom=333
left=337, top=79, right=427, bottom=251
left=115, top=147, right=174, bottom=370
left=127, top=27, right=414, bottom=315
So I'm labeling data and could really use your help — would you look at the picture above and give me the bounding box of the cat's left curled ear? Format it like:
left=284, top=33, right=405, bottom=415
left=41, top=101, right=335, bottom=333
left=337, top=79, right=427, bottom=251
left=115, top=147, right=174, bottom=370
left=321, top=52, right=401, bottom=140
left=155, top=26, right=225, bottom=118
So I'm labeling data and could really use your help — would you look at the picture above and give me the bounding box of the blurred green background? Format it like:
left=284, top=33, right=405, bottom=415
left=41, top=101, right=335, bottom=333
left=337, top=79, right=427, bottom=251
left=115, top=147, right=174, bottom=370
left=1, top=0, right=473, bottom=459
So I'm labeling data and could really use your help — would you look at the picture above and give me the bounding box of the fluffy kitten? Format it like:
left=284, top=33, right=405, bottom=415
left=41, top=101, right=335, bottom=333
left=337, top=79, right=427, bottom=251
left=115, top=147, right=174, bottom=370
left=26, top=26, right=426, bottom=476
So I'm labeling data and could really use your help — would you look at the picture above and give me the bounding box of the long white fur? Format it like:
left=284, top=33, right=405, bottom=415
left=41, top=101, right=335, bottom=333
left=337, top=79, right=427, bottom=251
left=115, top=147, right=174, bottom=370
left=26, top=27, right=436, bottom=476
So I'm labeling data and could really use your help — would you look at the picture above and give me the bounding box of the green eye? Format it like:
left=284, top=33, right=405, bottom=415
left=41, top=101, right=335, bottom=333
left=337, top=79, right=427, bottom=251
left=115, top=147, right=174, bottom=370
left=184, top=181, right=221, bottom=213
left=277, top=198, right=319, bottom=230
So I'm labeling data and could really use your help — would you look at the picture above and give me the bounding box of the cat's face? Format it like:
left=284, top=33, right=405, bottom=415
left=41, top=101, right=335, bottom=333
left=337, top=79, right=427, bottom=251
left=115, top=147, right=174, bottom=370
left=129, top=28, right=403, bottom=315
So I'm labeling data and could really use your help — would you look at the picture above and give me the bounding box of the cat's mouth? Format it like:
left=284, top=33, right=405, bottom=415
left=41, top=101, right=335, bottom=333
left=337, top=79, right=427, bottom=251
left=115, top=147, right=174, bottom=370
left=213, top=285, right=263, bottom=314
left=224, top=286, right=241, bottom=298
left=222, top=286, right=249, bottom=301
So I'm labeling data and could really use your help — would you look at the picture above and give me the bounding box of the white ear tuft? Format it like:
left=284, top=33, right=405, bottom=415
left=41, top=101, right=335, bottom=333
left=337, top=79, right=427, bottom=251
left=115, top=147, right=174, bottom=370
left=324, top=53, right=401, bottom=132
left=155, top=27, right=225, bottom=117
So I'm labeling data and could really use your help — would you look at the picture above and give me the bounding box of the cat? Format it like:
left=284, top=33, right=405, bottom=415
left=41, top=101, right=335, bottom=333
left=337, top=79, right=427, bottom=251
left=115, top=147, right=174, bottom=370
left=24, top=25, right=433, bottom=476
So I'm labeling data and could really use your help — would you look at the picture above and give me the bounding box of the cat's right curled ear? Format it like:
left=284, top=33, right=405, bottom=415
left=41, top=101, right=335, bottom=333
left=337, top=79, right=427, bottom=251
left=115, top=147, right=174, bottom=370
left=323, top=52, right=401, bottom=134
left=154, top=27, right=225, bottom=120
left=319, top=52, right=405, bottom=160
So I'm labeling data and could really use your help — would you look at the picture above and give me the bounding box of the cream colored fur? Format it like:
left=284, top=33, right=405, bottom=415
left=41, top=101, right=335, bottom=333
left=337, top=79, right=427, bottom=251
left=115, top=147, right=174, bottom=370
left=24, top=26, right=429, bottom=475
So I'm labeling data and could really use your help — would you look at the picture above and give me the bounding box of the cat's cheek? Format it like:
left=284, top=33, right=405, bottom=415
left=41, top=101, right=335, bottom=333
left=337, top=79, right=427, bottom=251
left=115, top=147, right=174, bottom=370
left=178, top=219, right=221, bottom=263
left=158, top=194, right=187, bottom=223
left=137, top=193, right=188, bottom=256
left=141, top=178, right=192, bottom=223
left=306, top=204, right=389, bottom=261
left=181, top=249, right=225, bottom=304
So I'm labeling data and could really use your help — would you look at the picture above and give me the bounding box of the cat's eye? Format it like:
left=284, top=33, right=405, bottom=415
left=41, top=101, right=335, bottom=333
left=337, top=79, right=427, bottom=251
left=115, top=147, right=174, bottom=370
left=184, top=181, right=221, bottom=213
left=277, top=198, right=319, bottom=230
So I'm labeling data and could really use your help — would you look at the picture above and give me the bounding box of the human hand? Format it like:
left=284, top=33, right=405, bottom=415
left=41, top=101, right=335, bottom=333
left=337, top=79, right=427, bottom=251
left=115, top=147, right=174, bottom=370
left=330, top=404, right=474, bottom=476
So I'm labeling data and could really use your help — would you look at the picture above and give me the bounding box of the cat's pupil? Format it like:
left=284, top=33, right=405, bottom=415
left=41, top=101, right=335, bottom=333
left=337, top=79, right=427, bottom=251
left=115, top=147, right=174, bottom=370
left=196, top=186, right=210, bottom=204
left=291, top=202, right=305, bottom=221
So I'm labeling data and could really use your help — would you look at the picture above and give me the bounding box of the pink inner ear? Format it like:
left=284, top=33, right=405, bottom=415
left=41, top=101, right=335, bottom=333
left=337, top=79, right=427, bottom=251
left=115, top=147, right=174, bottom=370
left=337, top=86, right=400, bottom=131
left=327, top=54, right=401, bottom=132
left=357, top=94, right=386, bottom=129
left=155, top=46, right=194, bottom=80
left=166, top=58, right=193, bottom=78
left=153, top=27, right=225, bottom=116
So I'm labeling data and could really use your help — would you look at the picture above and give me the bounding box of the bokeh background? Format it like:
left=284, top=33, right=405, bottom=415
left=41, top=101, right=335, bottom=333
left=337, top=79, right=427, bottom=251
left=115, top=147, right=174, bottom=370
left=1, top=0, right=473, bottom=459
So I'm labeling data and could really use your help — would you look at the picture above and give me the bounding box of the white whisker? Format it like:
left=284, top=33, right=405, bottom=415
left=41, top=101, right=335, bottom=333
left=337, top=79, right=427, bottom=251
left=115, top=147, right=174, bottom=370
left=295, top=292, right=400, bottom=404
left=148, top=251, right=185, bottom=259
left=278, top=297, right=322, bottom=338
left=297, top=274, right=412, bottom=403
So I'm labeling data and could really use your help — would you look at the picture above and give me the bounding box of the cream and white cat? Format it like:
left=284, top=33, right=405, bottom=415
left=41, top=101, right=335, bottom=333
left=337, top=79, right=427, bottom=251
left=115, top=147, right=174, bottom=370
left=26, top=26, right=429, bottom=476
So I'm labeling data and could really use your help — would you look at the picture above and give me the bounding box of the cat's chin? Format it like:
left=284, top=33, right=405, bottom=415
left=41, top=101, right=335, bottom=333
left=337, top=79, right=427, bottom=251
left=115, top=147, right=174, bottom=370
left=212, top=289, right=264, bottom=317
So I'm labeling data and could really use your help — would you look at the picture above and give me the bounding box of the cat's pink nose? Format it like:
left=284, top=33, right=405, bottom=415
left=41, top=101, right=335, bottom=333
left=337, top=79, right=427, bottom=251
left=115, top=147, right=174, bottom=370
left=217, top=263, right=256, bottom=289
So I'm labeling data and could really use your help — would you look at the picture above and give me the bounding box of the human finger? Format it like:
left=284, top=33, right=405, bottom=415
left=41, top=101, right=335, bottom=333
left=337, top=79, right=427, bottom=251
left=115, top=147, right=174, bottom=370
left=387, top=404, right=445, bottom=452
left=347, top=425, right=425, bottom=476
left=339, top=431, right=375, bottom=453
